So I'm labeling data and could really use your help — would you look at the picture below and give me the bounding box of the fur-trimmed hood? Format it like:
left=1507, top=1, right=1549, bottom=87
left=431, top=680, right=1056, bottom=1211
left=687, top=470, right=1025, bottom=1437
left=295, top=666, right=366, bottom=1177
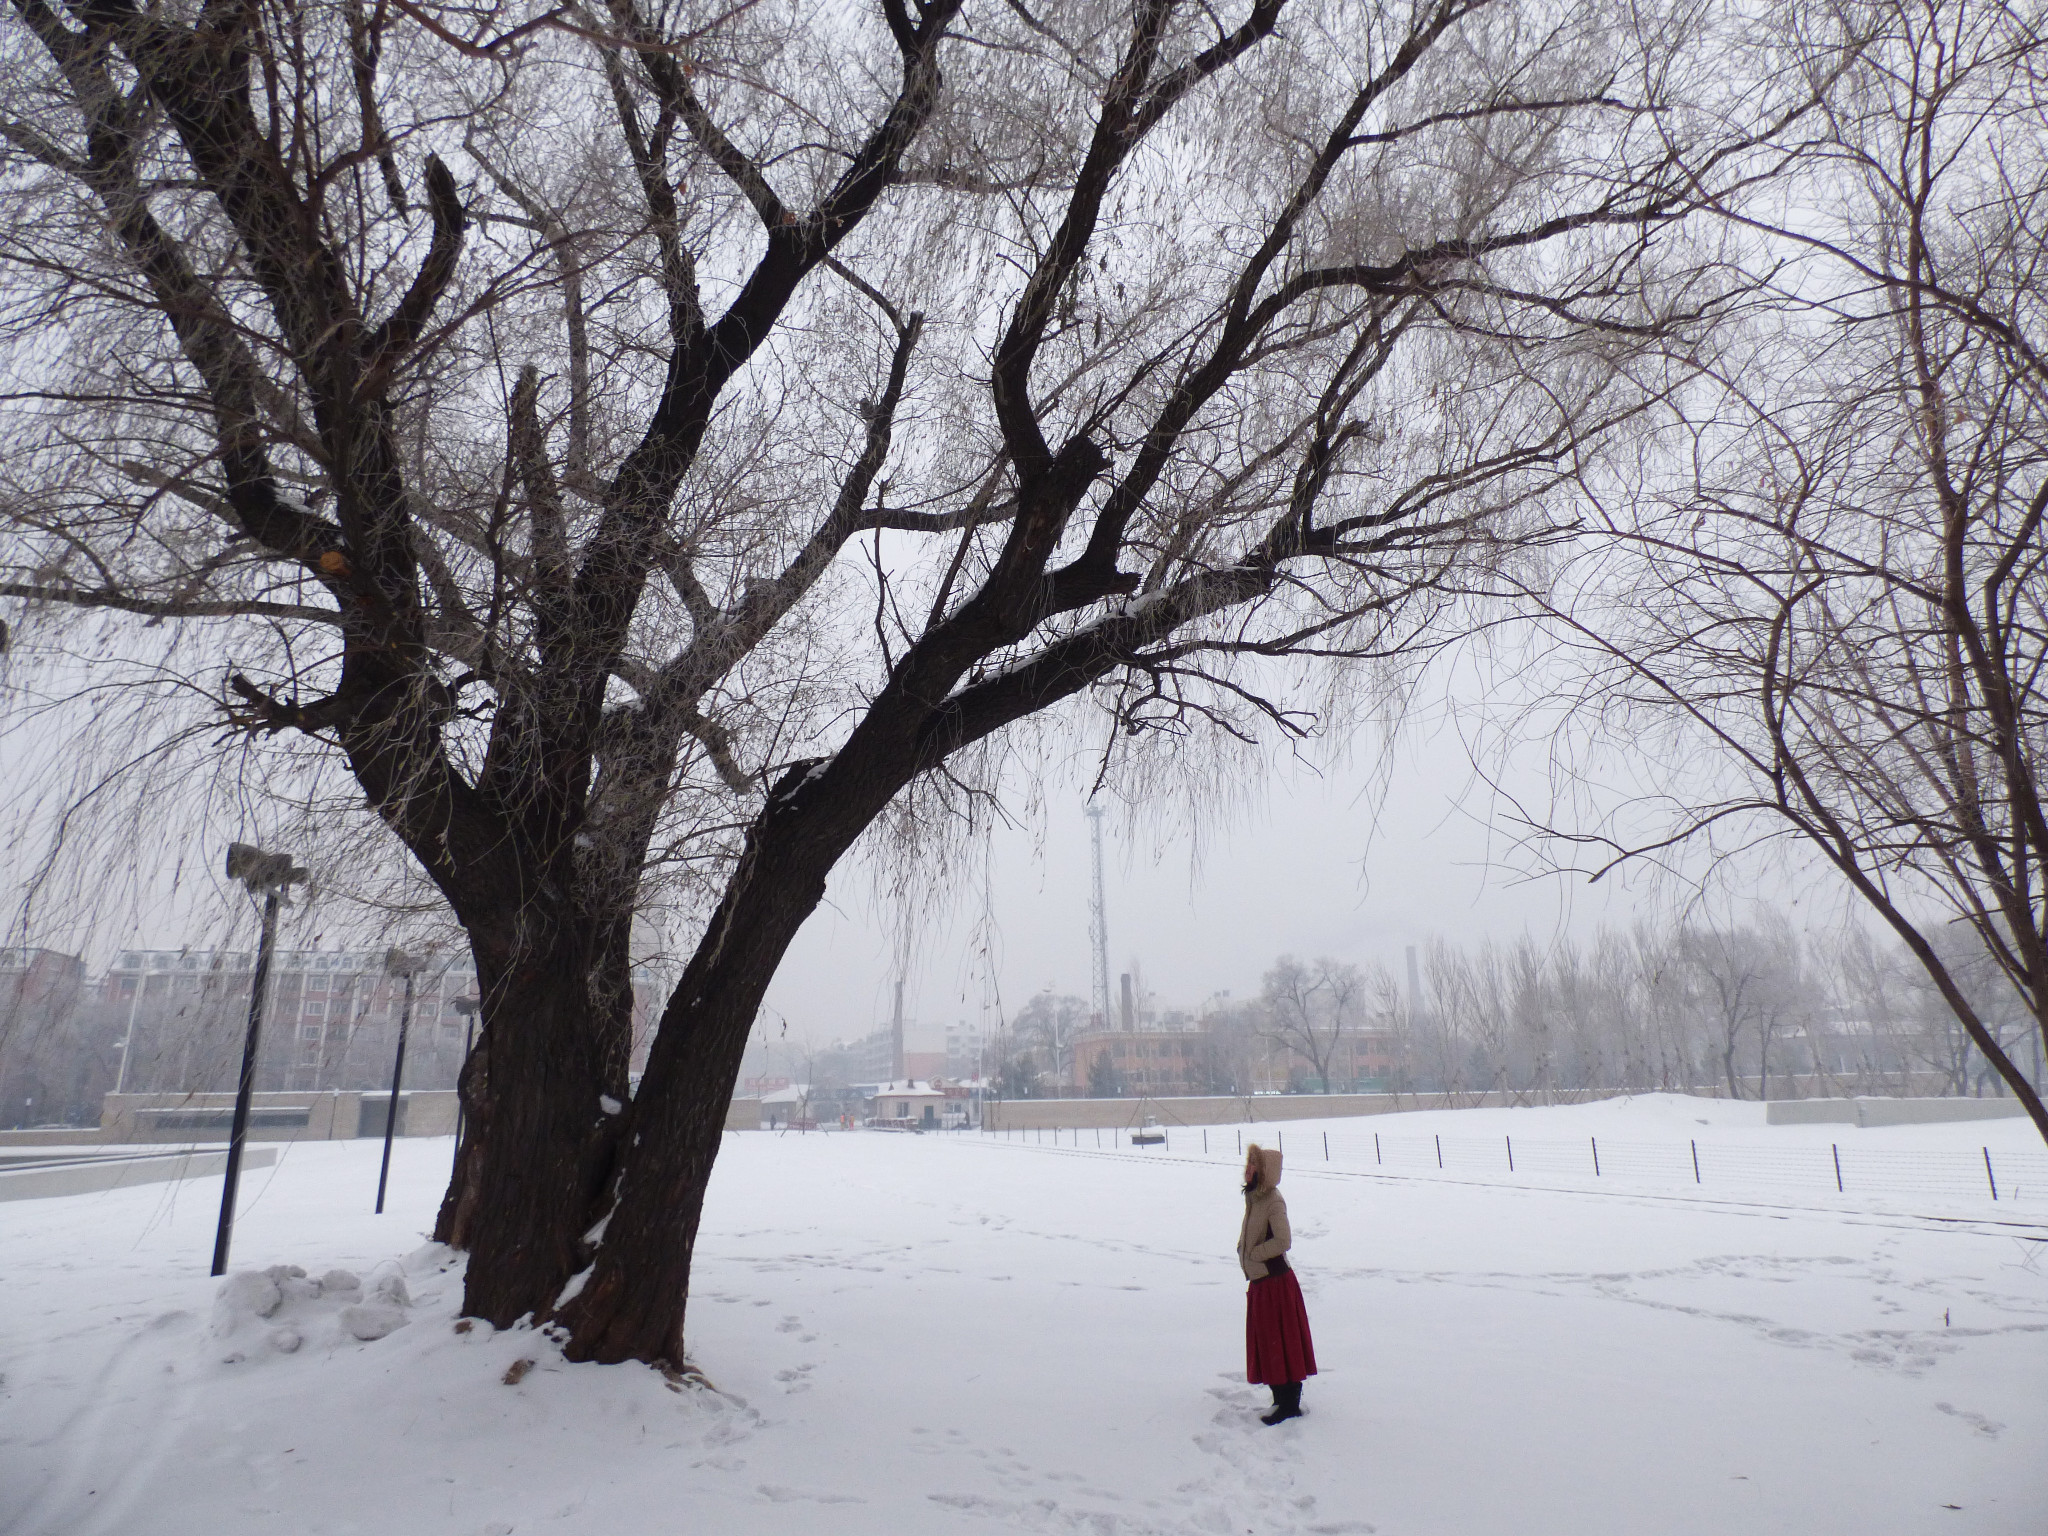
left=1237, top=1143, right=1292, bottom=1281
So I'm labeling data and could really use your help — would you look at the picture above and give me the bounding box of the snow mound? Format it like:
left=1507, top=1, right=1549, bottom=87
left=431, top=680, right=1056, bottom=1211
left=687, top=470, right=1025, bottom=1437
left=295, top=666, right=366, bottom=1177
left=210, top=1260, right=415, bottom=1361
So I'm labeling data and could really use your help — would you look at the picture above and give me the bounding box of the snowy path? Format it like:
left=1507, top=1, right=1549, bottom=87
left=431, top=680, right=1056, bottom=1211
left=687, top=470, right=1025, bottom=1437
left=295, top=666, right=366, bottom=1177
left=1, top=1102, right=2043, bottom=1535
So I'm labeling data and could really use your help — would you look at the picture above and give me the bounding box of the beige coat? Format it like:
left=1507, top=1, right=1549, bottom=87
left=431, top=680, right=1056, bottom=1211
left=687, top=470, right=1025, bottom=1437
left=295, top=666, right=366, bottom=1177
left=1236, top=1143, right=1293, bottom=1281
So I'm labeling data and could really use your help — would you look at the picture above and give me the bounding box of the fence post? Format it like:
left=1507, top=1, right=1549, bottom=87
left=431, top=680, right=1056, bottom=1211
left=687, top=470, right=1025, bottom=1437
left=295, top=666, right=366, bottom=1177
left=1237, top=1129, right=1242, bottom=1155
left=1324, top=1131, right=1329, bottom=1161
left=1506, top=1135, right=1514, bottom=1172
left=1375, top=1132, right=1381, bottom=1166
left=1203, top=1129, right=1208, bottom=1154
left=1590, top=1136, right=1600, bottom=1177
left=1831, top=1143, right=1843, bottom=1193
left=1984, top=1147, right=1999, bottom=1201
left=1691, top=1139, right=1701, bottom=1185
left=1278, top=1130, right=1284, bottom=1156
left=1435, top=1134, right=1443, bottom=1169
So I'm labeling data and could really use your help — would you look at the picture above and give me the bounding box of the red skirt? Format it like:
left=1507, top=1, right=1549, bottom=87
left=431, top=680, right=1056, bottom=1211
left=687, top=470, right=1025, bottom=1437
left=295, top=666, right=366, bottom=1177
left=1245, top=1268, right=1318, bottom=1385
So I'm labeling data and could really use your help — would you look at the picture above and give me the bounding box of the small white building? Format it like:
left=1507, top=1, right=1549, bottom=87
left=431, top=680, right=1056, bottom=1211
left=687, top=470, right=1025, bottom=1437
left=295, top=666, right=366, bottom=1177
left=759, top=1082, right=812, bottom=1129
left=863, top=1080, right=949, bottom=1129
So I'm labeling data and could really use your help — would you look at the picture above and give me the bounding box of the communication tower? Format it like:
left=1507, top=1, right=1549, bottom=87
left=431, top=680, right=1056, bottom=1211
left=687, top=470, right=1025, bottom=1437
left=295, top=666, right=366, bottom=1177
left=1087, top=804, right=1111, bottom=1030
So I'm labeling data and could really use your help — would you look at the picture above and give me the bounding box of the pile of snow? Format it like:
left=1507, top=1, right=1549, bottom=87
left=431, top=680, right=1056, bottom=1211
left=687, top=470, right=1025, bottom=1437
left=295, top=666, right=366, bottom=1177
left=209, top=1258, right=421, bottom=1361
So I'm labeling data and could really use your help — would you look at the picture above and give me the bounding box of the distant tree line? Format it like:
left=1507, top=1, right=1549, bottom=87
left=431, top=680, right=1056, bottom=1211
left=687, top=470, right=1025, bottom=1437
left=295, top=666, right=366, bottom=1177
left=954, top=910, right=2045, bottom=1105
left=1408, top=913, right=2041, bottom=1102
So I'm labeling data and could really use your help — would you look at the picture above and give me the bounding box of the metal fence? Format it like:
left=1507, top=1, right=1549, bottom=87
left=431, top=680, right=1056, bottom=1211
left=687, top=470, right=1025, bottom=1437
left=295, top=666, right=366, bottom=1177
left=981, top=1121, right=2048, bottom=1208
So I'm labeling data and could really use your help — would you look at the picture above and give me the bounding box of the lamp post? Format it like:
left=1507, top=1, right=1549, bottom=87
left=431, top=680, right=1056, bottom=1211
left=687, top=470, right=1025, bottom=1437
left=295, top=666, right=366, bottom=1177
left=374, top=947, right=426, bottom=1214
left=112, top=951, right=144, bottom=1096
left=212, top=842, right=307, bottom=1278
left=450, top=993, right=479, bottom=1152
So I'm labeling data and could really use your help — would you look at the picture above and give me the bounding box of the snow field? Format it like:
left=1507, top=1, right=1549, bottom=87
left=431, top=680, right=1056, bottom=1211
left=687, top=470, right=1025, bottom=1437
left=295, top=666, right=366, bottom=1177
left=987, top=1094, right=2048, bottom=1215
left=1, top=1098, right=2043, bottom=1536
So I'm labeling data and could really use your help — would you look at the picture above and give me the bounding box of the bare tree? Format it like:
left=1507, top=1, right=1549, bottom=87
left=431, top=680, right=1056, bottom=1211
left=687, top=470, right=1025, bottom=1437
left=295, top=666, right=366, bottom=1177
left=1397, top=910, right=1848, bottom=1100
left=1540, top=0, right=2048, bottom=1140
left=1014, top=989, right=1087, bottom=1088
left=1669, top=919, right=1802, bottom=1100
left=0, top=0, right=1790, bottom=1362
left=1834, top=921, right=2034, bottom=1096
left=1257, top=954, right=1363, bottom=1092
left=1425, top=936, right=1522, bottom=1095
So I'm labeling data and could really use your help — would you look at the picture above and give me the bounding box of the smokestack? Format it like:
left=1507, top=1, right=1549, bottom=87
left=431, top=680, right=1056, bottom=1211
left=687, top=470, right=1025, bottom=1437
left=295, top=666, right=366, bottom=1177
left=891, top=977, right=905, bottom=1082
left=1120, top=972, right=1134, bottom=1032
left=1406, top=945, right=1424, bottom=1026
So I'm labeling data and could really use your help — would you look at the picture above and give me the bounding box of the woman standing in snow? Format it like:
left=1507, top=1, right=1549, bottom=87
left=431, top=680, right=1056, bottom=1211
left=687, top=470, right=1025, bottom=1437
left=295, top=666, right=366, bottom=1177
left=1238, top=1142, right=1316, bottom=1424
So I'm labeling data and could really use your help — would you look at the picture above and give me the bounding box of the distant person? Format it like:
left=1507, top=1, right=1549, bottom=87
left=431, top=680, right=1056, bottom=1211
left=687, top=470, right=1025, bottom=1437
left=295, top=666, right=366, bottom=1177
left=1238, top=1141, right=1316, bottom=1424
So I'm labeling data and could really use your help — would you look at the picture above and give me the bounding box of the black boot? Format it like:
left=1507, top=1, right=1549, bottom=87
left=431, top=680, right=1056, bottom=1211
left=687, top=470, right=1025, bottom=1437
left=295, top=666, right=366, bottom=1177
left=1260, top=1382, right=1303, bottom=1425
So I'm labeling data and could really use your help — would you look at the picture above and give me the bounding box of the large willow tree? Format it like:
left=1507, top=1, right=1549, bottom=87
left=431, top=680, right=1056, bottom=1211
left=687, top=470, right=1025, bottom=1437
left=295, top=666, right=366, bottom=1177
left=0, top=0, right=1787, bottom=1362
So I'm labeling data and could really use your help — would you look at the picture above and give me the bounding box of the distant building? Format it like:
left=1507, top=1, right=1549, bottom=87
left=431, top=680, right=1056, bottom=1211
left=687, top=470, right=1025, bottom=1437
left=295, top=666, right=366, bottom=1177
left=0, top=947, right=92, bottom=1126
left=759, top=1082, right=811, bottom=1129
left=1065, top=1019, right=1401, bottom=1097
left=1, top=942, right=662, bottom=1126
left=99, top=947, right=483, bottom=1096
left=862, top=1079, right=970, bottom=1129
left=97, top=946, right=661, bottom=1096
left=944, top=1022, right=991, bottom=1080
left=1066, top=1028, right=1210, bottom=1096
left=840, top=1023, right=945, bottom=1084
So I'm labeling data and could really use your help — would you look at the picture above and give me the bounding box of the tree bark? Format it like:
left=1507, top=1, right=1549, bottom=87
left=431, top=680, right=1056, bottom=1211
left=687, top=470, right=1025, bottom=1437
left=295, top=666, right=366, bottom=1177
left=554, top=778, right=862, bottom=1365
left=434, top=901, right=631, bottom=1327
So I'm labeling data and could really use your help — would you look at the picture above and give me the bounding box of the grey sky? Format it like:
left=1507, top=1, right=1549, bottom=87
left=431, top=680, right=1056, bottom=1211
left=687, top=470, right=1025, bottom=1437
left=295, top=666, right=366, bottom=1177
left=760, top=684, right=1716, bottom=1054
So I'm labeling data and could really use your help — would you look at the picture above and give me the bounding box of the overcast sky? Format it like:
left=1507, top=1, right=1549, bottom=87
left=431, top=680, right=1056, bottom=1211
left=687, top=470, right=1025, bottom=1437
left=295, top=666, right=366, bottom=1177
left=755, top=664, right=1807, bottom=1054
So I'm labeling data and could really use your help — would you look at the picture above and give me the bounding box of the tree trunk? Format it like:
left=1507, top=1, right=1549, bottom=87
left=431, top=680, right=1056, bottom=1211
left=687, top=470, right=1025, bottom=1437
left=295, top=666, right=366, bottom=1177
left=435, top=910, right=630, bottom=1327
left=1721, top=1034, right=1743, bottom=1100
left=554, top=800, right=848, bottom=1365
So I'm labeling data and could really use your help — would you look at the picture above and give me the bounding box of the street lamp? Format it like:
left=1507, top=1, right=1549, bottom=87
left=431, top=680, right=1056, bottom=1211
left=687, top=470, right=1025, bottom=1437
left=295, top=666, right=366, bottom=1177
left=374, top=946, right=428, bottom=1214
left=112, top=950, right=145, bottom=1096
left=212, top=841, right=308, bottom=1278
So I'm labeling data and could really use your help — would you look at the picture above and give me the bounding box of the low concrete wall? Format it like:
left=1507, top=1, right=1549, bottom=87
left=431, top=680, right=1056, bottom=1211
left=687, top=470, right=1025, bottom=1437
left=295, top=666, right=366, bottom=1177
left=0, top=1126, right=112, bottom=1147
left=1857, top=1096, right=2030, bottom=1126
left=1769, top=1096, right=2031, bottom=1128
left=982, top=1089, right=1626, bottom=1132
left=102, top=1090, right=459, bottom=1141
left=398, top=1091, right=459, bottom=1137
left=1762, top=1099, right=1860, bottom=1125
left=0, top=1146, right=276, bottom=1202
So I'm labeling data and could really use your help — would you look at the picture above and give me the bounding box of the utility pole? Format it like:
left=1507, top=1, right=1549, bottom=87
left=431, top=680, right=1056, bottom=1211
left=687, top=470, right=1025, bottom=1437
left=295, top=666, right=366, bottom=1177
left=1087, top=804, right=1111, bottom=1032
left=891, top=977, right=906, bottom=1083
left=213, top=843, right=307, bottom=1277
left=112, top=953, right=145, bottom=1095
left=375, top=948, right=425, bottom=1214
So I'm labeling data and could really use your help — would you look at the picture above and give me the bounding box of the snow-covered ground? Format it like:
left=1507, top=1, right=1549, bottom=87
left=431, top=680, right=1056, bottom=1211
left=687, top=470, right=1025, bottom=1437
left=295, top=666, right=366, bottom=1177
left=2, top=1095, right=2043, bottom=1536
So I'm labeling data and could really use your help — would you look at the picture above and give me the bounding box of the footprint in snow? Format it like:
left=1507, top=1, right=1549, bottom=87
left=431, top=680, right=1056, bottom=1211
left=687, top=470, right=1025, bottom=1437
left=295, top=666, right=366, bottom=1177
left=1935, top=1402, right=2003, bottom=1437
left=757, top=1484, right=863, bottom=1504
